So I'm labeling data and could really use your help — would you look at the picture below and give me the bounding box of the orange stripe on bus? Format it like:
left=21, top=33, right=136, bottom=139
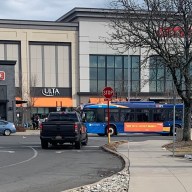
left=124, top=122, right=164, bottom=132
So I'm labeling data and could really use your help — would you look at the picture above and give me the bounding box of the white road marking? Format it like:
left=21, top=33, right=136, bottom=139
left=85, top=146, right=99, bottom=148
left=56, top=151, right=63, bottom=154
left=0, top=150, right=15, bottom=153
left=0, top=147, right=38, bottom=169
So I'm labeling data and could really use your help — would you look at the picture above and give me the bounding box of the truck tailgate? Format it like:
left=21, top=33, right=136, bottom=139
left=42, top=122, right=75, bottom=136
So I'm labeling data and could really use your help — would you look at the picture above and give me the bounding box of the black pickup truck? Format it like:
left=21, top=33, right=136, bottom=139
left=40, top=111, right=88, bottom=149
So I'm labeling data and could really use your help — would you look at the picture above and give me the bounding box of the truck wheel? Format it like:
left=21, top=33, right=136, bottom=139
left=75, top=140, right=81, bottom=149
left=41, top=140, right=48, bottom=149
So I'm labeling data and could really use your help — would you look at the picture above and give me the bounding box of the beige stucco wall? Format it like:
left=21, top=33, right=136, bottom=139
left=0, top=28, right=78, bottom=107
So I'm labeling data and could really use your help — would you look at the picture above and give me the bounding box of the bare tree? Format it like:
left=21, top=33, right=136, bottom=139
left=107, top=0, right=192, bottom=141
left=28, top=74, right=39, bottom=109
left=16, top=75, right=39, bottom=127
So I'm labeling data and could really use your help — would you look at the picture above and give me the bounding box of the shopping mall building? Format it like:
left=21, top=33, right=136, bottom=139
left=0, top=8, right=175, bottom=122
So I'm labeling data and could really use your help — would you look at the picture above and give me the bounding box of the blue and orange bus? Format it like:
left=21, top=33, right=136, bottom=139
left=81, top=101, right=183, bottom=136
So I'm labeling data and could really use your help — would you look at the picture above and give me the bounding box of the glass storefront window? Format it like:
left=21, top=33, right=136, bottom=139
left=98, top=56, right=105, bottom=67
left=90, top=55, right=97, bottom=67
left=90, top=68, right=97, bottom=80
left=107, top=56, right=114, bottom=68
left=115, top=56, right=122, bottom=68
left=107, top=69, right=114, bottom=80
left=149, top=55, right=171, bottom=92
left=90, top=55, right=140, bottom=93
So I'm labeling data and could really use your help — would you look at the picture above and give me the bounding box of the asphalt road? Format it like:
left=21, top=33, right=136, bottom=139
left=0, top=135, right=124, bottom=192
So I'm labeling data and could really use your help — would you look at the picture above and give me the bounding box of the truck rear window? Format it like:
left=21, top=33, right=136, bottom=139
left=48, top=113, right=78, bottom=122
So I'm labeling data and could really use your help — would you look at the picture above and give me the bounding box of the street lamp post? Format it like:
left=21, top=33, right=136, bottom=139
left=172, top=81, right=176, bottom=157
left=127, top=48, right=130, bottom=101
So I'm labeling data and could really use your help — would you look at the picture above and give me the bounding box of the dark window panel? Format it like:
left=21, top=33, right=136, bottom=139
left=98, top=56, right=105, bottom=68
left=131, top=56, right=140, bottom=68
left=107, top=69, right=114, bottom=80
left=98, top=80, right=105, bottom=92
left=124, top=69, right=128, bottom=81
left=107, top=56, right=114, bottom=68
left=90, top=80, right=97, bottom=92
left=132, top=81, right=140, bottom=92
left=115, top=56, right=122, bottom=68
left=131, top=69, right=140, bottom=80
left=98, top=68, right=105, bottom=80
left=115, top=69, right=122, bottom=80
left=90, top=68, right=97, bottom=80
left=90, top=56, right=97, bottom=67
left=107, top=81, right=115, bottom=88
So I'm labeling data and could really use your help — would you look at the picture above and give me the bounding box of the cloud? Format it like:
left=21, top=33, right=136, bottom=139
left=0, top=0, right=110, bottom=21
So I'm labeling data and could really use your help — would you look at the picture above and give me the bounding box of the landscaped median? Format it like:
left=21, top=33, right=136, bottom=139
left=162, top=140, right=192, bottom=158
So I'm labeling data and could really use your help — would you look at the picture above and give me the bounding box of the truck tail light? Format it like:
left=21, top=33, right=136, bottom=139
left=40, top=124, right=43, bottom=132
left=74, top=123, right=78, bottom=133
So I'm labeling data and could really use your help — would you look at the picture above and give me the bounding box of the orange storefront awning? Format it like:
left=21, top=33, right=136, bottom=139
left=32, top=97, right=72, bottom=107
left=15, top=97, right=27, bottom=107
left=89, top=97, right=127, bottom=104
left=15, top=97, right=72, bottom=107
left=89, top=97, right=106, bottom=104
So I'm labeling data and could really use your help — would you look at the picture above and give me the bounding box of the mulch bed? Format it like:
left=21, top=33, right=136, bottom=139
left=16, top=126, right=26, bottom=132
left=104, top=140, right=128, bottom=151
left=162, top=140, right=192, bottom=155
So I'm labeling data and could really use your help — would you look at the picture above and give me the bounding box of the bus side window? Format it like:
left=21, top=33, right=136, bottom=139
left=137, top=113, right=148, bottom=122
left=153, top=113, right=162, bottom=121
left=85, top=111, right=96, bottom=122
left=125, top=113, right=130, bottom=121
left=143, top=113, right=148, bottom=121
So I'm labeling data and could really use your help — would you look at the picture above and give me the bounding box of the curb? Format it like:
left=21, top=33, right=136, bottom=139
left=14, top=130, right=40, bottom=136
left=64, top=141, right=130, bottom=192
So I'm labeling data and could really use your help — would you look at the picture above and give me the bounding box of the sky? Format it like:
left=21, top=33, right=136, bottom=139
left=0, top=0, right=110, bottom=21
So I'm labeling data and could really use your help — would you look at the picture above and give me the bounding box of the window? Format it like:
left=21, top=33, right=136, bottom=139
left=152, top=109, right=167, bottom=121
left=29, top=43, right=71, bottom=88
left=104, top=109, right=119, bottom=122
left=84, top=110, right=96, bottom=122
left=135, top=109, right=149, bottom=122
left=90, top=55, right=140, bottom=93
left=149, top=56, right=172, bottom=92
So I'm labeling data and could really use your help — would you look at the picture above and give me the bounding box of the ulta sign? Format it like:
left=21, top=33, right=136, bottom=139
left=42, top=88, right=60, bottom=96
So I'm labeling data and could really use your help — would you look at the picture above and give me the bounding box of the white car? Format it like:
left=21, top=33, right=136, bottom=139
left=0, top=120, right=16, bottom=136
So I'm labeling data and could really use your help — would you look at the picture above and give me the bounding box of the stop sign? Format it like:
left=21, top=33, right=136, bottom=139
left=103, top=87, right=114, bottom=99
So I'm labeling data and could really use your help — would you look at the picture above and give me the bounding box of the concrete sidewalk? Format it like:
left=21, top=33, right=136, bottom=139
left=117, top=138, right=192, bottom=192
left=14, top=129, right=40, bottom=135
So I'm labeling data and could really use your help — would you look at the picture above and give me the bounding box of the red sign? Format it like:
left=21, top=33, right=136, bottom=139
left=0, top=71, right=5, bottom=80
left=157, top=26, right=192, bottom=38
left=103, top=87, right=114, bottom=99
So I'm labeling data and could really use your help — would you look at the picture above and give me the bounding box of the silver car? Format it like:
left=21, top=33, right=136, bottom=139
left=0, top=120, right=16, bottom=136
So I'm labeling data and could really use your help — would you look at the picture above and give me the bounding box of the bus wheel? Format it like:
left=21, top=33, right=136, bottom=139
left=106, top=126, right=116, bottom=136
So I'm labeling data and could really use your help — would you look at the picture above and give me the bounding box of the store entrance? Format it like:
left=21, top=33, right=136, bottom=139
left=0, top=103, right=6, bottom=120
